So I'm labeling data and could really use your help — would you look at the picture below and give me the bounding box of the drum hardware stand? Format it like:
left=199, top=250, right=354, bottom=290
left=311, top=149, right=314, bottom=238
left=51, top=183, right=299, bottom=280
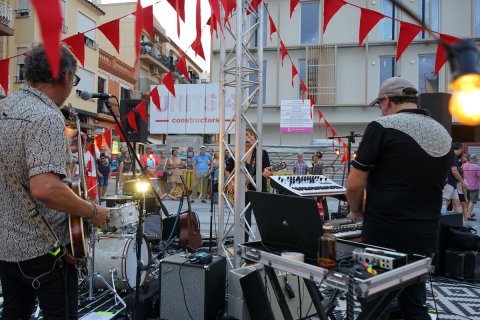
left=102, top=98, right=165, bottom=319
left=328, top=131, right=363, bottom=217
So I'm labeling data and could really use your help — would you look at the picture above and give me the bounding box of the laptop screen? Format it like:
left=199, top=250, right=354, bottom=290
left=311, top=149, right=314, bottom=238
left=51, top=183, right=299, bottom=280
left=247, top=191, right=323, bottom=262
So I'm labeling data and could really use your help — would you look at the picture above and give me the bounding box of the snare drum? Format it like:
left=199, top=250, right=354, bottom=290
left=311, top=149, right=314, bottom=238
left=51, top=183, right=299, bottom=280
left=109, top=203, right=139, bottom=229
left=93, top=234, right=151, bottom=291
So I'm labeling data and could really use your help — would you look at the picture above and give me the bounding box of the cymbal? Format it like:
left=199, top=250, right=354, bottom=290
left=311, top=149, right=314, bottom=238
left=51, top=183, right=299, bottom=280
left=100, top=195, right=132, bottom=201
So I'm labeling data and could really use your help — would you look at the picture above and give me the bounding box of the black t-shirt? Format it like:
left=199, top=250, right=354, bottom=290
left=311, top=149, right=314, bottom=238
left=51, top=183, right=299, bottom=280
left=352, top=109, right=452, bottom=255
left=446, top=155, right=460, bottom=187
left=225, top=149, right=270, bottom=192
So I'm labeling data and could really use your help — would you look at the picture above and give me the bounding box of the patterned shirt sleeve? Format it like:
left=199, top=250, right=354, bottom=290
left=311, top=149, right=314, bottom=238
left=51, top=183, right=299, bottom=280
left=351, top=121, right=385, bottom=172
left=25, top=112, right=68, bottom=179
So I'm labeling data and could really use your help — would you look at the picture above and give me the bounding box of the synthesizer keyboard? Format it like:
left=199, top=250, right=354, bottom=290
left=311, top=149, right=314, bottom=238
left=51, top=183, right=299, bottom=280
left=270, top=175, right=346, bottom=197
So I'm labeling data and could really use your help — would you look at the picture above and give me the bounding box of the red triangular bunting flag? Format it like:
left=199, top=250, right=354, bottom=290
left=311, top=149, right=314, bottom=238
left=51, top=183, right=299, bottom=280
left=149, top=87, right=161, bottom=111
left=114, top=124, right=126, bottom=142
left=175, top=55, right=191, bottom=81
left=191, top=37, right=206, bottom=60
left=134, top=0, right=144, bottom=69
left=324, top=119, right=330, bottom=139
left=221, top=0, right=234, bottom=23
left=98, top=19, right=120, bottom=53
left=104, top=129, right=112, bottom=150
left=0, top=59, right=10, bottom=96
left=290, top=0, right=300, bottom=18
left=95, top=134, right=103, bottom=150
left=206, top=16, right=218, bottom=37
left=143, top=5, right=154, bottom=40
left=247, top=0, right=261, bottom=15
left=358, top=8, right=385, bottom=46
left=280, top=41, right=288, bottom=66
left=168, top=0, right=185, bottom=21
left=126, top=110, right=138, bottom=133
left=323, top=0, right=347, bottom=33
left=162, top=72, right=176, bottom=97
left=192, top=0, right=205, bottom=60
left=291, top=65, right=298, bottom=88
left=63, top=33, right=85, bottom=67
left=300, top=81, right=307, bottom=103
left=135, top=100, right=148, bottom=123
left=341, top=149, right=348, bottom=163
left=31, top=0, right=62, bottom=77
left=208, top=0, right=223, bottom=33
left=435, top=34, right=462, bottom=75
left=268, top=15, right=277, bottom=41
left=396, top=21, right=422, bottom=61
left=317, top=108, right=323, bottom=125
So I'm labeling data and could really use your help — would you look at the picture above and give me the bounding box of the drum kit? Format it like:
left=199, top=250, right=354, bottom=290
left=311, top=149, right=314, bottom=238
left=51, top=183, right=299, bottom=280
left=81, top=195, right=160, bottom=299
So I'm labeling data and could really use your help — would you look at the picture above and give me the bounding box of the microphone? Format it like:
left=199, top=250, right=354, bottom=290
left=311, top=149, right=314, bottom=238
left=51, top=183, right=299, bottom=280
left=80, top=91, right=114, bottom=101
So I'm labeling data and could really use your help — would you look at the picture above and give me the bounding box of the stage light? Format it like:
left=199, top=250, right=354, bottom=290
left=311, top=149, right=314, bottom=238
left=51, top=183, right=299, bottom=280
left=447, top=40, right=480, bottom=126
left=135, top=180, right=150, bottom=193
left=335, top=149, right=340, bottom=156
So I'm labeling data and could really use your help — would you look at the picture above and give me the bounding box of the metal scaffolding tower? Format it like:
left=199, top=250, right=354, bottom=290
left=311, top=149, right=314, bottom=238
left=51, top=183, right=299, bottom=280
left=217, top=0, right=264, bottom=268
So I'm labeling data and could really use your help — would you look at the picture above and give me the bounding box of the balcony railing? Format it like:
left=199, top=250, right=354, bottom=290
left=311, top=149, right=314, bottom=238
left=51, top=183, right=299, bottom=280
left=14, top=9, right=30, bottom=19
left=0, top=2, right=12, bottom=28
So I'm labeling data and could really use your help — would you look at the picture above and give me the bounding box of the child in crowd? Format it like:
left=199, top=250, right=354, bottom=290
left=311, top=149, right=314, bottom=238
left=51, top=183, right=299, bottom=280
left=161, top=181, right=184, bottom=200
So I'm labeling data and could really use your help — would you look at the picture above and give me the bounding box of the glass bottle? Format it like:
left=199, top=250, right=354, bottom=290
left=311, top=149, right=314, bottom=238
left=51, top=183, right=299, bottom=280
left=317, top=224, right=336, bottom=269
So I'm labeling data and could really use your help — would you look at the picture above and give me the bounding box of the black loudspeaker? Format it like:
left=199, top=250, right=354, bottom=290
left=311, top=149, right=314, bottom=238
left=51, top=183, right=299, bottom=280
left=464, top=251, right=480, bottom=283
left=125, top=279, right=160, bottom=319
left=419, top=93, right=452, bottom=134
left=445, top=250, right=465, bottom=280
left=239, top=269, right=276, bottom=320
left=119, top=99, right=148, bottom=142
left=160, top=253, right=226, bottom=320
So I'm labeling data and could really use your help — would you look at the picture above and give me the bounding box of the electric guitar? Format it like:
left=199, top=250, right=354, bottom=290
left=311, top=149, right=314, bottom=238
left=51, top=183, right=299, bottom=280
left=179, top=176, right=202, bottom=251
left=67, top=104, right=87, bottom=259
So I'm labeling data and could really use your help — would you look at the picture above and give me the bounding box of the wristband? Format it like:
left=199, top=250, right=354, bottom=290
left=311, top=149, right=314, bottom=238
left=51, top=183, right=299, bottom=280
left=87, top=202, right=97, bottom=222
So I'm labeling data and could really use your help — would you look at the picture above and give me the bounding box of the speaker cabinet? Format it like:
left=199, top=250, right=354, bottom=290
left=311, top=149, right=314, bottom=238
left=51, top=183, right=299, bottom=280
left=119, top=99, right=148, bottom=142
left=419, top=93, right=452, bottom=134
left=445, top=250, right=465, bottom=280
left=160, top=253, right=226, bottom=320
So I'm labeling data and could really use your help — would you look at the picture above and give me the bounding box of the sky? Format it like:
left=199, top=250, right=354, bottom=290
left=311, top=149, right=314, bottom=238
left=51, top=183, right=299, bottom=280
left=98, top=0, right=212, bottom=71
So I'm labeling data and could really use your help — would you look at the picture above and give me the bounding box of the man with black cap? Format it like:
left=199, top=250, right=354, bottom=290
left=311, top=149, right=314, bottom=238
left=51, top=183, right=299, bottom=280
left=346, top=76, right=452, bottom=319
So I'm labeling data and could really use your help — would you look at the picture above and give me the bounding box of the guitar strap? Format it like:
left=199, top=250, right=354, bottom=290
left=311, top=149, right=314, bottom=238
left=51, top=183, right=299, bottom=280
left=0, top=154, right=62, bottom=257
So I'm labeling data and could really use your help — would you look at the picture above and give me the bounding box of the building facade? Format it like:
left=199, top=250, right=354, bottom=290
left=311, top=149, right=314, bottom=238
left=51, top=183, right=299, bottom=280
left=210, top=0, right=480, bottom=146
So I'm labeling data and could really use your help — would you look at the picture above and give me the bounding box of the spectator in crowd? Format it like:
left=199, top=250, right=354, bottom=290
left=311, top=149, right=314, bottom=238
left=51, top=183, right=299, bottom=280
left=97, top=152, right=111, bottom=198
left=292, top=152, right=308, bottom=175
left=161, top=181, right=183, bottom=201
left=443, top=142, right=466, bottom=214
left=84, top=136, right=100, bottom=203
left=312, top=151, right=324, bottom=175
left=191, top=146, right=212, bottom=203
left=118, top=150, right=134, bottom=185
left=158, top=150, right=168, bottom=195
left=462, top=153, right=480, bottom=223
left=140, top=144, right=160, bottom=189
left=167, top=149, right=184, bottom=190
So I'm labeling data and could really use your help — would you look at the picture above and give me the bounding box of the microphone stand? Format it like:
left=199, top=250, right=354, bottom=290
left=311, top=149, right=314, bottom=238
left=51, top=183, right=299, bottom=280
left=102, top=98, right=167, bottom=319
left=329, top=131, right=363, bottom=217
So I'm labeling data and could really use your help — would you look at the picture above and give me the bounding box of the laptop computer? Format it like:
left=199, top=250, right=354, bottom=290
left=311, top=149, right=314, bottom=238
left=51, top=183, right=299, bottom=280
left=247, top=191, right=323, bottom=263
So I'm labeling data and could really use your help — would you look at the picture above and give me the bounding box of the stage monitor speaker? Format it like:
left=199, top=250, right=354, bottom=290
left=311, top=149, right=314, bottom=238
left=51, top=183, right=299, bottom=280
left=160, top=253, right=226, bottom=320
left=120, top=99, right=148, bottom=142
left=445, top=249, right=465, bottom=280
left=419, top=93, right=452, bottom=134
